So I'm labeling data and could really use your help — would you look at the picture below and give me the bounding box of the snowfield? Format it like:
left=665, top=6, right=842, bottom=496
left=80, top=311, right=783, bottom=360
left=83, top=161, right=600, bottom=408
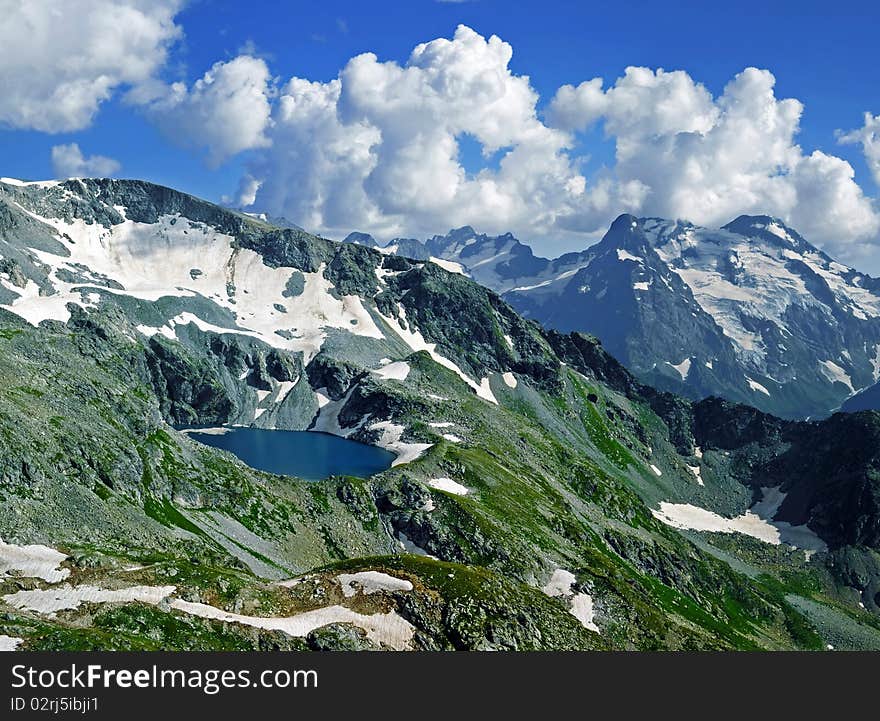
left=0, top=538, right=69, bottom=583
left=644, top=219, right=880, bottom=378
left=0, top=204, right=384, bottom=364
left=651, top=487, right=826, bottom=552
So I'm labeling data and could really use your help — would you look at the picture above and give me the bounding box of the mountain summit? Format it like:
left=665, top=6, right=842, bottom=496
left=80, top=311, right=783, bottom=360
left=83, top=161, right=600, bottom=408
left=350, top=215, right=880, bottom=419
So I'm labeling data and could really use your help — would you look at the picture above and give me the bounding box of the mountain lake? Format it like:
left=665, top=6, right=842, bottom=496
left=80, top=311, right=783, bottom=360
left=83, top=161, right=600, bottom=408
left=183, top=427, right=396, bottom=480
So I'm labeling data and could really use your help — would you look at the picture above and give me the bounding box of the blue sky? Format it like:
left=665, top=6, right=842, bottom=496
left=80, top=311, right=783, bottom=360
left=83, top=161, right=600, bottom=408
left=1, top=0, right=879, bottom=264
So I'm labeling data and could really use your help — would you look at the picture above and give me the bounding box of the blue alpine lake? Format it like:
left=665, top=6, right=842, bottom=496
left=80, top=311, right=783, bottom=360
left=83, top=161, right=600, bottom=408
left=184, top=427, right=396, bottom=481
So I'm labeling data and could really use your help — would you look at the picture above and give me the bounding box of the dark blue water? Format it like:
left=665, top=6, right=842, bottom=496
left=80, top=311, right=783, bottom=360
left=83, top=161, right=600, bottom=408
left=186, top=428, right=395, bottom=481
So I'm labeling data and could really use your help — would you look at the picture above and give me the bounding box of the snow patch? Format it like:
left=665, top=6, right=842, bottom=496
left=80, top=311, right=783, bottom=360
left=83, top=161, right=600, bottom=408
left=541, top=569, right=599, bottom=633
left=369, top=421, right=432, bottom=467
left=136, top=324, right=176, bottom=340
left=686, top=465, right=704, bottom=486
left=542, top=568, right=576, bottom=596
left=429, top=257, right=465, bottom=275
left=336, top=571, right=413, bottom=598
left=568, top=593, right=599, bottom=632
left=667, top=358, right=691, bottom=380
left=651, top=487, right=827, bottom=551
left=275, top=379, right=299, bottom=404
left=315, top=389, right=331, bottom=409
left=818, top=359, right=855, bottom=393
left=170, top=599, right=415, bottom=650
left=0, top=538, right=69, bottom=584
left=372, top=361, right=411, bottom=381
left=475, top=377, right=496, bottom=404
left=510, top=279, right=553, bottom=292
left=747, top=377, right=771, bottom=396
left=765, top=222, right=793, bottom=243
left=427, top=478, right=469, bottom=496
left=616, top=249, right=642, bottom=263
left=650, top=464, right=663, bottom=477
left=0, top=635, right=23, bottom=652
left=502, top=372, right=518, bottom=388
left=312, top=388, right=359, bottom=437
left=3, top=585, right=176, bottom=615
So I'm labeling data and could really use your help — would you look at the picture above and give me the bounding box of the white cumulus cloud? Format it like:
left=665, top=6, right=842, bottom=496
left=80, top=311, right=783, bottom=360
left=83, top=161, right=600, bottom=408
left=548, top=66, right=880, bottom=259
left=839, top=112, right=880, bottom=187
left=51, top=143, right=121, bottom=178
left=141, top=55, right=274, bottom=167
left=128, top=23, right=877, bottom=261
left=0, top=0, right=183, bottom=133
left=238, top=25, right=594, bottom=240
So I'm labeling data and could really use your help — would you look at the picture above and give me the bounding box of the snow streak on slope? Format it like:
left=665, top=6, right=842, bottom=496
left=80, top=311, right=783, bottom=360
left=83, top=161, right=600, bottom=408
left=2, top=573, right=415, bottom=649
left=378, top=304, right=497, bottom=404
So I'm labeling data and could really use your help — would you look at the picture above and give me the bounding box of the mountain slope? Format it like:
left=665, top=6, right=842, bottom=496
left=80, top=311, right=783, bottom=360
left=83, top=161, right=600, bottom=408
left=514, top=215, right=880, bottom=418
left=1, top=177, right=879, bottom=650
left=350, top=214, right=880, bottom=419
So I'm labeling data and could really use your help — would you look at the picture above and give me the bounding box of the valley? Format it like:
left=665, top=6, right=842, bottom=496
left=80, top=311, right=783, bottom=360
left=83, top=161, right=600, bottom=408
left=1, top=178, right=879, bottom=650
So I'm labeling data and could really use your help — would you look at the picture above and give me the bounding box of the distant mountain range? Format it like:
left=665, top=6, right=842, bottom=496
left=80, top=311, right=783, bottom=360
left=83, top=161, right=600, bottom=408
left=345, top=216, right=880, bottom=419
